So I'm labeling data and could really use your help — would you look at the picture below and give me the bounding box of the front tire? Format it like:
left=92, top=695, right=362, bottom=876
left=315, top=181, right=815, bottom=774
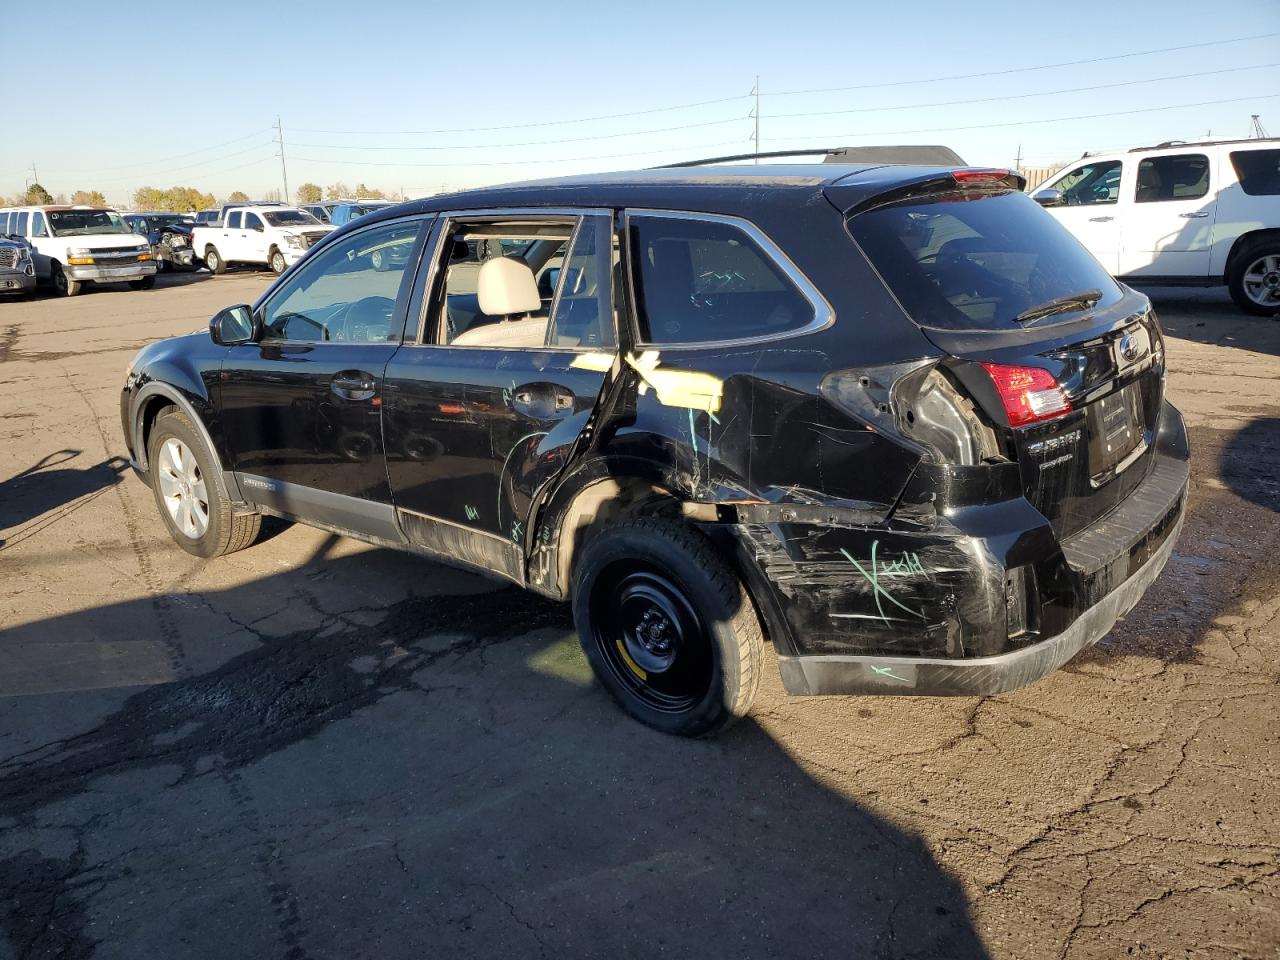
left=571, top=516, right=764, bottom=737
left=147, top=408, right=260, bottom=558
left=1229, top=240, right=1280, bottom=316
left=204, top=246, right=226, bottom=275
left=51, top=262, right=81, bottom=297
left=269, top=248, right=286, bottom=275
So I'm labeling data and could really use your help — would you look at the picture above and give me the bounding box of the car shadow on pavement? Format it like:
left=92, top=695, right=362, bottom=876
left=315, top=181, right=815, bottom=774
left=1137, top=286, right=1280, bottom=357
left=0, top=450, right=130, bottom=549
left=1220, top=416, right=1280, bottom=513
left=0, top=547, right=991, bottom=959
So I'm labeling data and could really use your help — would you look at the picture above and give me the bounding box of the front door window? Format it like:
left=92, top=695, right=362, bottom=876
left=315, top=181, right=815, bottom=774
left=1052, top=160, right=1122, bottom=206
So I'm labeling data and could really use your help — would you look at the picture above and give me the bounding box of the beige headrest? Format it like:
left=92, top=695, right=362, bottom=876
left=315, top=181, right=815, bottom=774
left=477, top=257, right=541, bottom=316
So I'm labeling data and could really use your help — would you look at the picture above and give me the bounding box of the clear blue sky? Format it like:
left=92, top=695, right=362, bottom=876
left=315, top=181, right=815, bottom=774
left=4, top=0, right=1278, bottom=205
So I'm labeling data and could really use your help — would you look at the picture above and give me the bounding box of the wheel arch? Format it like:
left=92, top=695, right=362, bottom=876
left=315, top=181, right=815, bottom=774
left=131, top=382, right=244, bottom=503
left=1225, top=228, right=1280, bottom=277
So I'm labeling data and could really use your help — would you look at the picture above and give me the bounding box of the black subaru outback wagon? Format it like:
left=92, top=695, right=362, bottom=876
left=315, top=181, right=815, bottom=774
left=121, top=162, right=1188, bottom=736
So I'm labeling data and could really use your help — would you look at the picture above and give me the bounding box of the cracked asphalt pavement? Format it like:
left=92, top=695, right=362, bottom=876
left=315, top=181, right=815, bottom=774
left=0, top=273, right=1277, bottom=959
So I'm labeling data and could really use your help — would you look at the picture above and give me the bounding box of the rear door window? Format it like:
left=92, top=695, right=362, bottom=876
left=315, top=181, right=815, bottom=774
left=15, top=213, right=28, bottom=236
left=1230, top=149, right=1280, bottom=195
left=629, top=214, right=818, bottom=345
left=227, top=212, right=242, bottom=229
left=848, top=190, right=1123, bottom=331
left=1135, top=153, right=1209, bottom=202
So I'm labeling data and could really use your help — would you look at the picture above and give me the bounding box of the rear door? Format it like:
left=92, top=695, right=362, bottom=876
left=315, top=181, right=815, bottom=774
left=1118, top=151, right=1216, bottom=278
left=222, top=211, right=245, bottom=260
left=219, top=214, right=430, bottom=535
left=1037, top=159, right=1123, bottom=273
left=382, top=209, right=617, bottom=581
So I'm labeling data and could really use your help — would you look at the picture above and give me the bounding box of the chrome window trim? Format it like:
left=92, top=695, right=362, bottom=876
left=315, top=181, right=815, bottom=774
left=409, top=207, right=618, bottom=353
left=623, top=208, right=835, bottom=351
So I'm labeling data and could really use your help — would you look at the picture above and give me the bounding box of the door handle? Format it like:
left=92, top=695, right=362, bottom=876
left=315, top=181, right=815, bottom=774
left=1088, top=216, right=1114, bottom=222
left=1179, top=211, right=1209, bottom=218
left=331, top=370, right=378, bottom=401
left=511, top=382, right=575, bottom=419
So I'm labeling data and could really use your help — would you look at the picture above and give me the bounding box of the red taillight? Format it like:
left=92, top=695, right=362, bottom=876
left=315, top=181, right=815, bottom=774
left=980, top=363, right=1071, bottom=427
left=952, top=168, right=1011, bottom=185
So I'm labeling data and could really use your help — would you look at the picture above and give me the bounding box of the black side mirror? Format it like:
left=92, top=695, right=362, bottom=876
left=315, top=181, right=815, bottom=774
left=210, top=304, right=259, bottom=345
left=1033, top=188, right=1063, bottom=207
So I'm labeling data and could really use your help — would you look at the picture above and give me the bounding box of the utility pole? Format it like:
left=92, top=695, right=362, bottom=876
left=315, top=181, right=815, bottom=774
left=26, top=162, right=38, bottom=189
left=751, top=76, right=761, bottom=161
left=1014, top=143, right=1022, bottom=173
left=1251, top=114, right=1269, bottom=138
left=275, top=116, right=290, bottom=204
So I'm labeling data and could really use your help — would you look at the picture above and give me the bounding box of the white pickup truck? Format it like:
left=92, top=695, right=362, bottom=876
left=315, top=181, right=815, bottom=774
left=192, top=206, right=334, bottom=276
left=1032, top=138, right=1280, bottom=314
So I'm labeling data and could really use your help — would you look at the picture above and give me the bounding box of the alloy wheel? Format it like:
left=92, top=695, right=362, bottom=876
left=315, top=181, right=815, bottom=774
left=1242, top=253, right=1280, bottom=308
left=156, top=438, right=209, bottom=539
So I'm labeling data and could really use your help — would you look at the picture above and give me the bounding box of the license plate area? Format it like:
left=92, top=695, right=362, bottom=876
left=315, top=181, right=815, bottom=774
left=1087, top=382, right=1143, bottom=484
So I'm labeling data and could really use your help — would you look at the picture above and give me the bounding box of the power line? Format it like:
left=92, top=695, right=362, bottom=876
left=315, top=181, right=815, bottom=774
left=90, top=143, right=274, bottom=183
left=41, top=129, right=271, bottom=174
left=290, top=137, right=751, bottom=169
left=292, top=94, right=749, bottom=136
left=767, top=93, right=1280, bottom=143
left=765, top=31, right=1280, bottom=97
left=766, top=62, right=1280, bottom=120
left=290, top=114, right=749, bottom=153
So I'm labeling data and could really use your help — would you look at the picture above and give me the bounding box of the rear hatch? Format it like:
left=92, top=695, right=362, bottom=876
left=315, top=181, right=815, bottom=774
left=841, top=174, right=1166, bottom=539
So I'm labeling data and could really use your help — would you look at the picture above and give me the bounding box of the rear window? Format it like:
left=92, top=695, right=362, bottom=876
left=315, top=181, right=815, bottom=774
left=847, top=190, right=1122, bottom=331
left=630, top=215, right=816, bottom=345
left=1230, top=149, right=1280, bottom=196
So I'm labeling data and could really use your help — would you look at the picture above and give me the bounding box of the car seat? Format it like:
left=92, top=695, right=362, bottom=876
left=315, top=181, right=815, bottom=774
left=451, top=257, right=547, bottom=347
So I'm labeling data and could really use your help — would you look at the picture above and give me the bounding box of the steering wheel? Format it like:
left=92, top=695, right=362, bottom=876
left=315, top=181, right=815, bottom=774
left=331, top=296, right=396, bottom=342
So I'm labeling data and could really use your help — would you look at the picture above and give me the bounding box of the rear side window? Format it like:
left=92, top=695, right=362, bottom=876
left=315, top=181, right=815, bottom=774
left=1135, top=153, right=1209, bottom=203
left=1230, top=149, right=1280, bottom=195
left=848, top=190, right=1123, bottom=331
left=15, top=213, right=28, bottom=236
left=629, top=214, right=815, bottom=344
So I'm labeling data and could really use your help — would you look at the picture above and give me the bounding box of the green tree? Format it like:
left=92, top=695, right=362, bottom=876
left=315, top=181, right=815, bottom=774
left=23, top=183, right=53, bottom=205
left=131, top=186, right=215, bottom=213
left=71, top=190, right=107, bottom=206
left=227, top=191, right=250, bottom=202
left=296, top=182, right=322, bottom=205
left=354, top=183, right=385, bottom=199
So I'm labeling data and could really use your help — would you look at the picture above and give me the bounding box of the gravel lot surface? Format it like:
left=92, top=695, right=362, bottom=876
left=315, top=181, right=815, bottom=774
left=1, top=273, right=1276, bottom=959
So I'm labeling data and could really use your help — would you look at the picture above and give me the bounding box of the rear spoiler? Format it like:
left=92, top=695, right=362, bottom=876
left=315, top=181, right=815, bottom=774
left=826, top=167, right=1027, bottom=216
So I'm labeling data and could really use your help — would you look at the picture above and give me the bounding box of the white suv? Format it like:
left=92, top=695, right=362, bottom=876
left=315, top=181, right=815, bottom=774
left=1033, top=139, right=1280, bottom=314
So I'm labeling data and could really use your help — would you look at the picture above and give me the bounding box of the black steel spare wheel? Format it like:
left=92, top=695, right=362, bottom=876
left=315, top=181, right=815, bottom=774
left=571, top=516, right=763, bottom=737
left=594, top=566, right=712, bottom=712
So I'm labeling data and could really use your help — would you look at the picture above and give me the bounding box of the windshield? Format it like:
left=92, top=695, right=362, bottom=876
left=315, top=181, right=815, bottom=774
left=48, top=210, right=131, bottom=237
left=847, top=190, right=1122, bottom=331
left=152, top=214, right=191, bottom=227
left=264, top=210, right=320, bottom=227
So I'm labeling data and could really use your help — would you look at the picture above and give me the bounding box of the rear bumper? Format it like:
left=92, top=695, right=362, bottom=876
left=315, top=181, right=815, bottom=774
left=777, top=511, right=1181, bottom=696
left=744, top=400, right=1189, bottom=697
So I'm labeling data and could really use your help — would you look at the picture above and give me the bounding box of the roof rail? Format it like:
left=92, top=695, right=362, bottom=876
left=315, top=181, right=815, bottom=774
left=657, top=148, right=844, bottom=168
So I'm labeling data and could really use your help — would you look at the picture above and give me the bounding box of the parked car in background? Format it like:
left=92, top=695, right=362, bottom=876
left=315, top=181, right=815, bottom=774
left=0, top=234, right=36, bottom=298
left=191, top=205, right=333, bottom=275
left=301, top=201, right=341, bottom=223
left=1033, top=138, right=1280, bottom=314
left=122, top=162, right=1187, bottom=736
left=0, top=206, right=155, bottom=296
left=123, top=212, right=197, bottom=271
left=330, top=200, right=396, bottom=226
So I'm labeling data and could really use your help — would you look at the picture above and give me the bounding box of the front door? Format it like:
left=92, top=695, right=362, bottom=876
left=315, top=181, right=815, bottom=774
left=219, top=215, right=429, bottom=535
left=382, top=211, right=618, bottom=580
left=241, top=211, right=268, bottom=263
left=1117, top=151, right=1216, bottom=278
left=1040, top=158, right=1124, bottom=274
